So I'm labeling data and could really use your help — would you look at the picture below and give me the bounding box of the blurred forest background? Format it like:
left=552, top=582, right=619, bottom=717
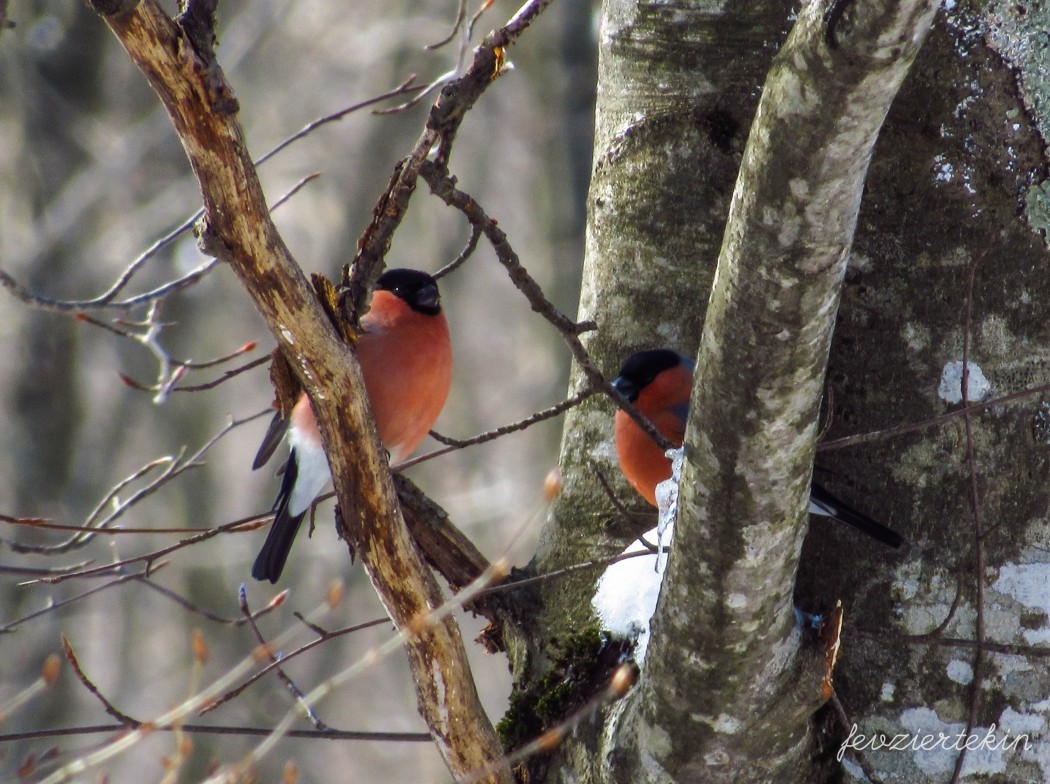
left=0, top=1, right=596, bottom=780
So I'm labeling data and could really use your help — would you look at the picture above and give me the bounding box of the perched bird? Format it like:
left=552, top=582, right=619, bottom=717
left=251, top=268, right=453, bottom=583
left=611, top=349, right=903, bottom=548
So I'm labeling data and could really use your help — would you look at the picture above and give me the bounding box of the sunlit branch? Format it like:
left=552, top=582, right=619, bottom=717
left=418, top=159, right=675, bottom=453
left=402, top=388, right=596, bottom=469
left=10, top=410, right=269, bottom=558
left=36, top=593, right=343, bottom=784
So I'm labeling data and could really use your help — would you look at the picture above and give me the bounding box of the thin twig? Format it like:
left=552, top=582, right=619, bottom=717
left=0, top=723, right=430, bottom=742
left=460, top=664, right=636, bottom=784
left=418, top=159, right=675, bottom=453
left=254, top=78, right=425, bottom=167
left=6, top=456, right=177, bottom=554
left=1, top=567, right=165, bottom=633
left=818, top=380, right=1050, bottom=452
left=426, top=0, right=468, bottom=50
left=593, top=463, right=650, bottom=528
left=478, top=545, right=658, bottom=598
left=372, top=70, right=458, bottom=115
left=348, top=0, right=556, bottom=321
left=847, top=628, right=1050, bottom=658
left=434, top=223, right=483, bottom=279
left=3, top=515, right=236, bottom=536
left=0, top=84, right=397, bottom=316
left=399, top=388, right=596, bottom=470
left=200, top=616, right=391, bottom=716
left=22, top=515, right=264, bottom=585
left=176, top=341, right=257, bottom=370
left=63, top=636, right=141, bottom=726
left=828, top=692, right=888, bottom=784
left=949, top=251, right=988, bottom=784
left=11, top=410, right=269, bottom=557
left=172, top=354, right=270, bottom=393
left=0, top=560, right=93, bottom=577
left=34, top=591, right=344, bottom=784
left=238, top=587, right=330, bottom=730
left=134, top=576, right=284, bottom=626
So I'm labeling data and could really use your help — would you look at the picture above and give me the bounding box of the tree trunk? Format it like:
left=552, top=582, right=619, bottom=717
left=519, top=1, right=1049, bottom=782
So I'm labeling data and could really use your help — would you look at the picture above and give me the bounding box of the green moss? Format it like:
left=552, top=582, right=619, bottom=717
left=496, top=627, right=633, bottom=751
left=1024, top=180, right=1050, bottom=246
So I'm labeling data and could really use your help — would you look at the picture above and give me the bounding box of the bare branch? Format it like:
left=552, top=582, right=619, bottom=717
left=86, top=2, right=522, bottom=778
left=63, top=636, right=140, bottom=727
left=426, top=0, right=468, bottom=51
left=345, top=0, right=556, bottom=322
left=433, top=223, right=483, bottom=279
left=403, top=388, right=596, bottom=469
left=0, top=723, right=431, bottom=743
left=238, top=586, right=330, bottom=731
left=253, top=78, right=426, bottom=167
left=8, top=411, right=267, bottom=557
left=200, top=615, right=390, bottom=716
left=418, top=159, right=675, bottom=452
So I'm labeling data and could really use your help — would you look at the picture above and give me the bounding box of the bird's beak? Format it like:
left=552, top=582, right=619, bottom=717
left=417, top=284, right=440, bottom=310
left=611, top=375, right=637, bottom=402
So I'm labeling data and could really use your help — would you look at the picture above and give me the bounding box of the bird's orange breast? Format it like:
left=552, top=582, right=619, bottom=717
left=614, top=363, right=692, bottom=506
left=357, top=291, right=452, bottom=463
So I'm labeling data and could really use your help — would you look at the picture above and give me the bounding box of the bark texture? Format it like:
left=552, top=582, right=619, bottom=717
left=525, top=1, right=960, bottom=782
left=89, top=2, right=510, bottom=781
left=796, top=2, right=1050, bottom=780
left=607, top=2, right=939, bottom=782
left=533, top=0, right=791, bottom=663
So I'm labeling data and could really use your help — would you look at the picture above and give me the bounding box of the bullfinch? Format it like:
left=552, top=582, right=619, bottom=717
left=251, top=268, right=453, bottom=583
left=611, top=349, right=903, bottom=548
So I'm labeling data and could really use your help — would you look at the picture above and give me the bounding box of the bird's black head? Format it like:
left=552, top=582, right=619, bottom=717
left=376, top=268, right=442, bottom=316
left=612, top=349, right=687, bottom=402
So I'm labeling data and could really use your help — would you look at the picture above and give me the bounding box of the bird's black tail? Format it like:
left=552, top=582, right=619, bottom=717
left=809, top=484, right=904, bottom=549
left=252, top=450, right=306, bottom=583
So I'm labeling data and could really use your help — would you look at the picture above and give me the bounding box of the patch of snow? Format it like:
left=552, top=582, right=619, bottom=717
left=938, top=359, right=992, bottom=404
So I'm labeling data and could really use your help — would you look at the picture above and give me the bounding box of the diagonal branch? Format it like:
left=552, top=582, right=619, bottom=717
left=342, top=0, right=556, bottom=320
left=86, top=2, right=510, bottom=781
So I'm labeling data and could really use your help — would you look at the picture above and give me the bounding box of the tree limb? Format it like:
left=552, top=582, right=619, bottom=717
left=87, top=2, right=509, bottom=780
left=611, top=1, right=940, bottom=780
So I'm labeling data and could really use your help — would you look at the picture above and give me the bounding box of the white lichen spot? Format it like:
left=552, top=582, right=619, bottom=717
left=933, top=153, right=954, bottom=183
left=788, top=178, right=809, bottom=199
left=778, top=214, right=801, bottom=247
left=993, top=563, right=1050, bottom=614
left=895, top=563, right=979, bottom=637
left=900, top=708, right=1009, bottom=776
left=947, top=658, right=974, bottom=685
left=848, top=252, right=873, bottom=273
left=880, top=681, right=896, bottom=702
left=726, top=592, right=748, bottom=609
left=589, top=439, right=618, bottom=463
left=902, top=322, right=930, bottom=351
left=841, top=756, right=866, bottom=781
left=993, top=562, right=1050, bottom=644
left=999, top=706, right=1045, bottom=737
left=938, top=359, right=992, bottom=404
left=714, top=713, right=742, bottom=734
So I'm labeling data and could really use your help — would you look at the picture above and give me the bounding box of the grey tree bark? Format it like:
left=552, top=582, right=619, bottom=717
left=520, top=1, right=1050, bottom=782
